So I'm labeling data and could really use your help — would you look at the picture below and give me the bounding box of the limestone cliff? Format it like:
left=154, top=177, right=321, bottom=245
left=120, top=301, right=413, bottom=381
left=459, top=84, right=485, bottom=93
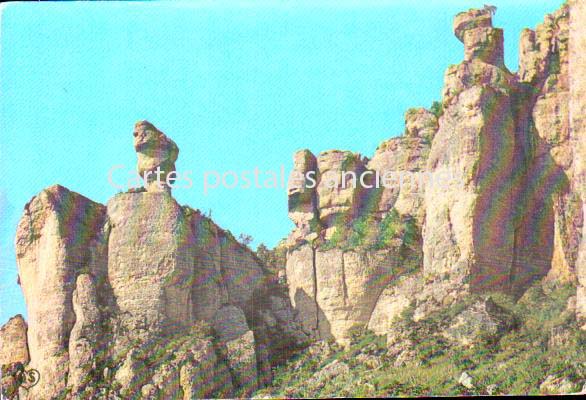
left=571, top=0, right=586, bottom=328
left=4, top=122, right=308, bottom=399
left=3, top=2, right=586, bottom=398
left=284, top=3, right=586, bottom=345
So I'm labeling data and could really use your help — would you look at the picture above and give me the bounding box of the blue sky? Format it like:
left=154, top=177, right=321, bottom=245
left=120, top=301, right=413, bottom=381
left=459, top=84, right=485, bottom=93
left=0, top=0, right=564, bottom=324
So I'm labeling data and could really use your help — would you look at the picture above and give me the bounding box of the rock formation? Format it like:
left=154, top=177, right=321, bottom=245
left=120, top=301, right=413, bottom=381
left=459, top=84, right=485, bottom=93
left=14, top=186, right=108, bottom=398
left=4, top=122, right=307, bottom=399
left=284, top=2, right=586, bottom=345
left=4, top=1, right=586, bottom=398
left=0, top=315, right=29, bottom=367
left=133, top=120, right=179, bottom=192
left=286, top=113, right=430, bottom=342
left=570, top=0, right=586, bottom=328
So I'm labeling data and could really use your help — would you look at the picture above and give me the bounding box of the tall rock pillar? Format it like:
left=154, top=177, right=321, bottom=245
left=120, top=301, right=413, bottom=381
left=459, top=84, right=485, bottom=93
left=423, top=9, right=517, bottom=295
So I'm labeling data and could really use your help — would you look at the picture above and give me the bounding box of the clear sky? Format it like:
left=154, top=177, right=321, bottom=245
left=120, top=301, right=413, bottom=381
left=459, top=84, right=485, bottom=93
left=0, top=0, right=564, bottom=324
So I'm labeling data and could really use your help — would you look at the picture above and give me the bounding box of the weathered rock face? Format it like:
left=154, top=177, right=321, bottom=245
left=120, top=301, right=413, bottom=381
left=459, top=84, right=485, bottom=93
left=423, top=8, right=520, bottom=298
left=368, top=135, right=430, bottom=224
left=454, top=8, right=504, bottom=67
left=67, top=274, right=101, bottom=395
left=316, top=150, right=368, bottom=238
left=287, top=248, right=400, bottom=343
left=107, top=191, right=195, bottom=344
left=133, top=120, right=179, bottom=192
left=513, top=4, right=580, bottom=295
left=286, top=114, right=432, bottom=343
left=213, top=305, right=258, bottom=397
left=425, top=5, right=582, bottom=301
left=288, top=149, right=319, bottom=235
left=285, top=3, right=586, bottom=343
left=404, top=108, right=438, bottom=140
left=8, top=122, right=305, bottom=399
left=0, top=315, right=29, bottom=366
left=108, top=192, right=194, bottom=350
left=569, top=0, right=586, bottom=327
left=425, top=66, right=517, bottom=293
left=368, top=275, right=421, bottom=335
left=14, top=185, right=107, bottom=399
left=453, top=8, right=493, bottom=42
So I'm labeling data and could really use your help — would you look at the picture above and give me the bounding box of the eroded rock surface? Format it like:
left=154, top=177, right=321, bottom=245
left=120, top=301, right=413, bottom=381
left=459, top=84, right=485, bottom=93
left=15, top=185, right=107, bottom=399
left=284, top=3, right=586, bottom=344
left=133, top=120, right=179, bottom=192
left=5, top=2, right=586, bottom=397
left=0, top=315, right=29, bottom=367
left=8, top=122, right=304, bottom=399
left=570, top=0, right=586, bottom=328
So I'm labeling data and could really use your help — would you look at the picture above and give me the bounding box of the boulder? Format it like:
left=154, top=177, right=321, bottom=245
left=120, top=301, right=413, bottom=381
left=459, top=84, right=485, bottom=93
left=540, top=374, right=579, bottom=394
left=453, top=9, right=493, bottom=42
left=458, top=371, right=474, bottom=390
left=213, top=305, right=258, bottom=397
left=445, top=297, right=514, bottom=346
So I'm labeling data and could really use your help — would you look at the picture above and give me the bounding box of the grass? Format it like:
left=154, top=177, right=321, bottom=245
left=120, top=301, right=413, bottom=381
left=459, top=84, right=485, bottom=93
left=254, top=281, right=586, bottom=397
left=319, top=209, right=419, bottom=254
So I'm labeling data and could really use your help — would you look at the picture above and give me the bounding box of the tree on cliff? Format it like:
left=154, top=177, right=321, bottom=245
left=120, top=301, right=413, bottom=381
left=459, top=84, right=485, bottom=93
left=238, top=233, right=254, bottom=246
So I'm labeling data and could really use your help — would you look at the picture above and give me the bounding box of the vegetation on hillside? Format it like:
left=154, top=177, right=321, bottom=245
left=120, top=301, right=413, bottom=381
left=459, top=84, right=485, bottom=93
left=320, top=209, right=419, bottom=254
left=254, top=282, right=586, bottom=397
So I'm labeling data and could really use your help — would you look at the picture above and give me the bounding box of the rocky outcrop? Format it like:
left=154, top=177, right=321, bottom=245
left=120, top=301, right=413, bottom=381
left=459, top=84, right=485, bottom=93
left=404, top=108, right=438, bottom=140
left=0, top=315, right=29, bottom=367
left=133, top=120, right=179, bottom=192
left=570, top=0, right=586, bottom=327
left=286, top=114, right=431, bottom=343
left=106, top=191, right=195, bottom=346
left=315, top=150, right=368, bottom=239
left=7, top=122, right=305, bottom=399
left=367, top=275, right=421, bottom=335
left=425, top=26, right=517, bottom=294
left=285, top=2, right=586, bottom=344
left=368, top=133, right=431, bottom=223
left=513, top=4, right=579, bottom=295
left=454, top=8, right=504, bottom=67
left=287, top=247, right=401, bottom=343
left=67, top=274, right=101, bottom=395
left=444, top=297, right=515, bottom=346
left=213, top=305, right=258, bottom=397
left=14, top=185, right=107, bottom=399
left=5, top=2, right=586, bottom=397
left=288, top=149, right=319, bottom=240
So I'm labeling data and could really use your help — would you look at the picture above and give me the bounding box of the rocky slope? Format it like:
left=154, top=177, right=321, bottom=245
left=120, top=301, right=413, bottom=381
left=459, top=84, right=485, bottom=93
left=256, top=282, right=586, bottom=397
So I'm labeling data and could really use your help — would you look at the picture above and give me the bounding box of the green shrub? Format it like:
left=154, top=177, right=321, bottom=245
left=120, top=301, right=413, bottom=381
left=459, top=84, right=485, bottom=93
left=430, top=100, right=444, bottom=119
left=255, top=282, right=586, bottom=397
left=375, top=209, right=402, bottom=249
